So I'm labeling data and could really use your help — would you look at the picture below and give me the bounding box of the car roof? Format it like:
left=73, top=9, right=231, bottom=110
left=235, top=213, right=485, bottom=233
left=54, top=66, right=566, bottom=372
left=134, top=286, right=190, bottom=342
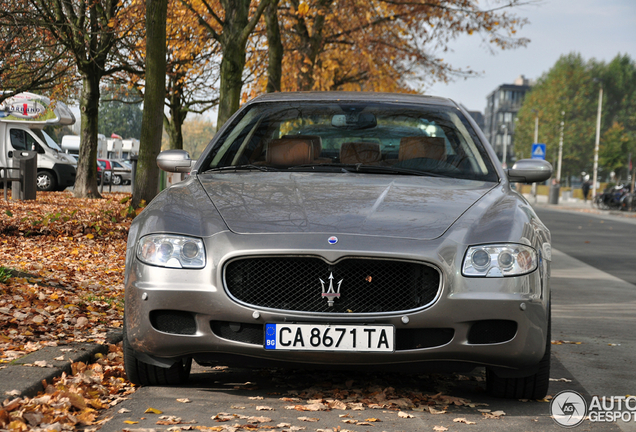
left=246, top=91, right=459, bottom=108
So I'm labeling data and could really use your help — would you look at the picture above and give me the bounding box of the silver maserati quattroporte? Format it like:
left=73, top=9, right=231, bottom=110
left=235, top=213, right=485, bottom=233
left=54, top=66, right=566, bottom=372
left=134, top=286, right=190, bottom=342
left=123, top=92, right=553, bottom=399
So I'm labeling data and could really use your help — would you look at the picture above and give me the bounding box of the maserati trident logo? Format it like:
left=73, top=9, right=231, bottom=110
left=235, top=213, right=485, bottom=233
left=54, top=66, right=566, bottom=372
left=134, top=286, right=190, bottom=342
left=319, top=272, right=343, bottom=306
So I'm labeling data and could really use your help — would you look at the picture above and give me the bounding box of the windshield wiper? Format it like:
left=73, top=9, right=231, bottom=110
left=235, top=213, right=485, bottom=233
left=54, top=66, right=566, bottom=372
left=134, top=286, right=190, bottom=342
left=351, top=165, right=448, bottom=177
left=286, top=163, right=353, bottom=173
left=203, top=164, right=279, bottom=173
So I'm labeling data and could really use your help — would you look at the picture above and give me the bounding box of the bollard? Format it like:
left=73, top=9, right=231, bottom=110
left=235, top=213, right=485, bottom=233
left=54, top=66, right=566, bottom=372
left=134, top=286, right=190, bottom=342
left=130, top=154, right=138, bottom=195
left=548, top=185, right=560, bottom=205
left=12, top=151, right=38, bottom=200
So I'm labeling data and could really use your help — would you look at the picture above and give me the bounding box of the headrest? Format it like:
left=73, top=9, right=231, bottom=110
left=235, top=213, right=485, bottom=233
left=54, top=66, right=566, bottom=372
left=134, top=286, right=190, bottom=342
left=283, top=135, right=322, bottom=158
left=266, top=138, right=314, bottom=166
left=398, top=136, right=446, bottom=162
left=340, top=142, right=382, bottom=164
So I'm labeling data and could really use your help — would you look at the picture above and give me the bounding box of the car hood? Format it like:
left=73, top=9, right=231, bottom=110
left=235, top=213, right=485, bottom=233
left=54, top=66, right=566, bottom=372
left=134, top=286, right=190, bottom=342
left=198, top=172, right=496, bottom=240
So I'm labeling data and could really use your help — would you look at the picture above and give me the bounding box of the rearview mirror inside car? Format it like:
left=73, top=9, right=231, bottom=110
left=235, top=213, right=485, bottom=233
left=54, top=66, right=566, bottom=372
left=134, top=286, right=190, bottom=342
left=332, top=112, right=377, bottom=129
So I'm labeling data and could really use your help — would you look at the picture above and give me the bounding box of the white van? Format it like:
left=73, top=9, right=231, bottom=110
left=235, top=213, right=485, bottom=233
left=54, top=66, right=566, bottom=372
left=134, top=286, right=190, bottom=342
left=0, top=92, right=77, bottom=191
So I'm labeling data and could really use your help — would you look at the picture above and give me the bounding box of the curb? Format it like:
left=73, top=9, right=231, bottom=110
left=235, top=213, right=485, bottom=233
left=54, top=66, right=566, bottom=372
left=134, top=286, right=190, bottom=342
left=0, top=330, right=123, bottom=399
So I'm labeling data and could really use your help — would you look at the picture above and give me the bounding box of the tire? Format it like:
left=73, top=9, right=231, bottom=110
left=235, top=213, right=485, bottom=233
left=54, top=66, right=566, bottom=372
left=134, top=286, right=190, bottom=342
left=123, top=318, right=192, bottom=386
left=486, top=310, right=551, bottom=399
left=112, top=175, right=122, bottom=185
left=36, top=171, right=57, bottom=191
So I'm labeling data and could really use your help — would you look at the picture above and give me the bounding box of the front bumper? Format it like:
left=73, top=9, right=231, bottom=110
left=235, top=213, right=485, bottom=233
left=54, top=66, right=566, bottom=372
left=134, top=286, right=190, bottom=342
left=125, top=232, right=549, bottom=374
left=52, top=163, right=76, bottom=187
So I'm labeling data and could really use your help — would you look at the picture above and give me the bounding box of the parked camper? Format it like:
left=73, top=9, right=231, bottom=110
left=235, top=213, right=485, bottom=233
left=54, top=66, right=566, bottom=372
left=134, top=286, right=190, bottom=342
left=0, top=92, right=77, bottom=191
left=121, top=138, right=139, bottom=159
left=106, top=137, right=123, bottom=159
left=61, top=134, right=107, bottom=161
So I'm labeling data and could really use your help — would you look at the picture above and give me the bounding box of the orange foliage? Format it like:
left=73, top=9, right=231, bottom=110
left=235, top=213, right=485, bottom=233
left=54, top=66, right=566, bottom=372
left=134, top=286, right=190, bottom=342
left=245, top=0, right=529, bottom=98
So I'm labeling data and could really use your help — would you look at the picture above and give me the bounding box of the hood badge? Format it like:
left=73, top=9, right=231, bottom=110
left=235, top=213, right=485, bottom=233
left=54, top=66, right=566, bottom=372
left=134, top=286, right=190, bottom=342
left=328, top=236, right=338, bottom=245
left=320, top=272, right=343, bottom=307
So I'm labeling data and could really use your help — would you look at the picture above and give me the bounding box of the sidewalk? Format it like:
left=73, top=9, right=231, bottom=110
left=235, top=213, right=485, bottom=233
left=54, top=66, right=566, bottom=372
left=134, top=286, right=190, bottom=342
left=523, top=193, right=636, bottom=221
left=0, top=331, right=122, bottom=399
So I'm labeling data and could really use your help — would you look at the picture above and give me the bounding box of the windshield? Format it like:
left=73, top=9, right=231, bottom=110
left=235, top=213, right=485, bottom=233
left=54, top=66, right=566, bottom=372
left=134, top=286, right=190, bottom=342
left=200, top=101, right=498, bottom=182
left=32, top=129, right=63, bottom=151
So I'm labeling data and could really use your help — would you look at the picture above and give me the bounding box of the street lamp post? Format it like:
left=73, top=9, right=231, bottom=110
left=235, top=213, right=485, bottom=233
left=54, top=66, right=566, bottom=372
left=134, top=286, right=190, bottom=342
left=501, top=124, right=508, bottom=168
left=531, top=110, right=539, bottom=202
left=557, top=111, right=565, bottom=183
left=591, top=84, right=603, bottom=206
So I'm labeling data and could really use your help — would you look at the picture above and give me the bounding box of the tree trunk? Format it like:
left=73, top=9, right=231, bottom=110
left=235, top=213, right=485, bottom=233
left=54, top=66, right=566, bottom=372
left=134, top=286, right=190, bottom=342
left=216, top=0, right=251, bottom=129
left=164, top=85, right=186, bottom=150
left=265, top=0, right=283, bottom=93
left=164, top=113, right=184, bottom=150
left=217, top=38, right=247, bottom=129
left=132, top=0, right=168, bottom=208
left=216, top=0, right=270, bottom=128
left=73, top=72, right=101, bottom=199
left=292, top=0, right=332, bottom=91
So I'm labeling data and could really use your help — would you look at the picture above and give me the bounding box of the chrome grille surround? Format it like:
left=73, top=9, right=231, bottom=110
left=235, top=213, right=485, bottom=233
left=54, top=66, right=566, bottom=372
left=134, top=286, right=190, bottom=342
left=223, top=255, right=442, bottom=314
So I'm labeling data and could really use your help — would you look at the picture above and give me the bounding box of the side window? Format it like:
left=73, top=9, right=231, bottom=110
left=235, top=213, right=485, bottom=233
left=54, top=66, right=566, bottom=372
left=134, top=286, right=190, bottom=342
left=9, top=129, right=39, bottom=152
left=9, top=129, right=28, bottom=151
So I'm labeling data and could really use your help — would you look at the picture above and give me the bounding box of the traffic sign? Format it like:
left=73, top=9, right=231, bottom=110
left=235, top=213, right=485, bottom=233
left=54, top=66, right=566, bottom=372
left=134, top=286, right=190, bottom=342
left=531, top=143, right=546, bottom=160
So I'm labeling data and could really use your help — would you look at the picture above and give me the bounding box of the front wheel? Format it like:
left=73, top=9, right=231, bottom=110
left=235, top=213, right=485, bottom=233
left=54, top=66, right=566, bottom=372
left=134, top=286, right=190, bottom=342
left=36, top=171, right=57, bottom=191
left=486, top=313, right=551, bottom=399
left=123, top=319, right=192, bottom=386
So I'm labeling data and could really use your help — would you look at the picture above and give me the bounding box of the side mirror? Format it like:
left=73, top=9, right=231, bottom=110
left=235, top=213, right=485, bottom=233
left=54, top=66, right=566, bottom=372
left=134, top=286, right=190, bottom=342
left=507, top=159, right=553, bottom=183
left=156, top=149, right=194, bottom=173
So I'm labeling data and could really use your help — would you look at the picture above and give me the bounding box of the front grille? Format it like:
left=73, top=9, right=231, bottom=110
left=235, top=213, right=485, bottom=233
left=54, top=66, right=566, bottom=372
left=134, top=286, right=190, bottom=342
left=211, top=321, right=264, bottom=345
left=150, top=310, right=197, bottom=335
left=224, top=257, right=441, bottom=313
left=395, top=328, right=454, bottom=350
left=467, top=320, right=517, bottom=344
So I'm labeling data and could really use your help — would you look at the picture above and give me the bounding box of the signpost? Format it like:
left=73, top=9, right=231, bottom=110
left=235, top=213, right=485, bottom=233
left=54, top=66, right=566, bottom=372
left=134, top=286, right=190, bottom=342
left=530, top=143, right=547, bottom=204
left=531, top=143, right=546, bottom=160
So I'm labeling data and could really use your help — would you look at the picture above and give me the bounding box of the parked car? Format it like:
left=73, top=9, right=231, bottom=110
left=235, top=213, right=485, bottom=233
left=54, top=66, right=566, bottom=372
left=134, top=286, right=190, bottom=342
left=96, top=160, right=109, bottom=184
left=97, top=158, right=132, bottom=185
left=123, top=92, right=553, bottom=399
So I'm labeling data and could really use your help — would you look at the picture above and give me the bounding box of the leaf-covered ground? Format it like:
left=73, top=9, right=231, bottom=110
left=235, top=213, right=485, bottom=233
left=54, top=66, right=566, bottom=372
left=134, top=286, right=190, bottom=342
left=1, top=191, right=136, bottom=430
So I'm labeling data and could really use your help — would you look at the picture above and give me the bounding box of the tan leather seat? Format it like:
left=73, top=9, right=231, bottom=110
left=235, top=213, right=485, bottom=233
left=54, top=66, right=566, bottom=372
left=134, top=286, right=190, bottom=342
left=266, top=137, right=314, bottom=166
left=340, top=142, right=382, bottom=164
left=283, top=135, right=331, bottom=163
left=398, top=136, right=446, bottom=162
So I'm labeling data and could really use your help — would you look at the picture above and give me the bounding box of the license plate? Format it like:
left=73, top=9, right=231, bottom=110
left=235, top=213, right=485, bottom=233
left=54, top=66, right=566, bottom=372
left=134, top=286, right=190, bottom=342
left=264, top=323, right=394, bottom=352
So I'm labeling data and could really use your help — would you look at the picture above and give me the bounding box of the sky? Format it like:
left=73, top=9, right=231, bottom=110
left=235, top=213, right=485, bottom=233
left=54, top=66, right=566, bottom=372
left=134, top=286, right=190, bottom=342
left=425, top=0, right=636, bottom=113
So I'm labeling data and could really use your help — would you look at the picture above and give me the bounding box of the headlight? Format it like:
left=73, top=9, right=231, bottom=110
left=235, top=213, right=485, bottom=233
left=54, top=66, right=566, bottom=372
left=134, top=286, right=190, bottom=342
left=137, top=234, right=206, bottom=269
left=462, top=244, right=537, bottom=277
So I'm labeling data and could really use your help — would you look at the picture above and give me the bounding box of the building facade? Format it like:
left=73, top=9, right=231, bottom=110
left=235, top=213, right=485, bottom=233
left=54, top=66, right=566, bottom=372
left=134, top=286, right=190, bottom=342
left=483, top=75, right=532, bottom=167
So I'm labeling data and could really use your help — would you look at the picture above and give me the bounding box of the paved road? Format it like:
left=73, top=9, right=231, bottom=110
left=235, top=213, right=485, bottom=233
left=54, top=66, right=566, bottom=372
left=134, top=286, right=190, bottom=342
left=96, top=206, right=636, bottom=432
left=535, top=207, right=636, bottom=285
left=538, top=207, right=636, bottom=432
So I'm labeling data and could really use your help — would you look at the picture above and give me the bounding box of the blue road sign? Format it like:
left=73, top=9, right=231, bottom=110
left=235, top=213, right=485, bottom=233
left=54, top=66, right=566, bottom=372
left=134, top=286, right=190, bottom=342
left=531, top=143, right=546, bottom=160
